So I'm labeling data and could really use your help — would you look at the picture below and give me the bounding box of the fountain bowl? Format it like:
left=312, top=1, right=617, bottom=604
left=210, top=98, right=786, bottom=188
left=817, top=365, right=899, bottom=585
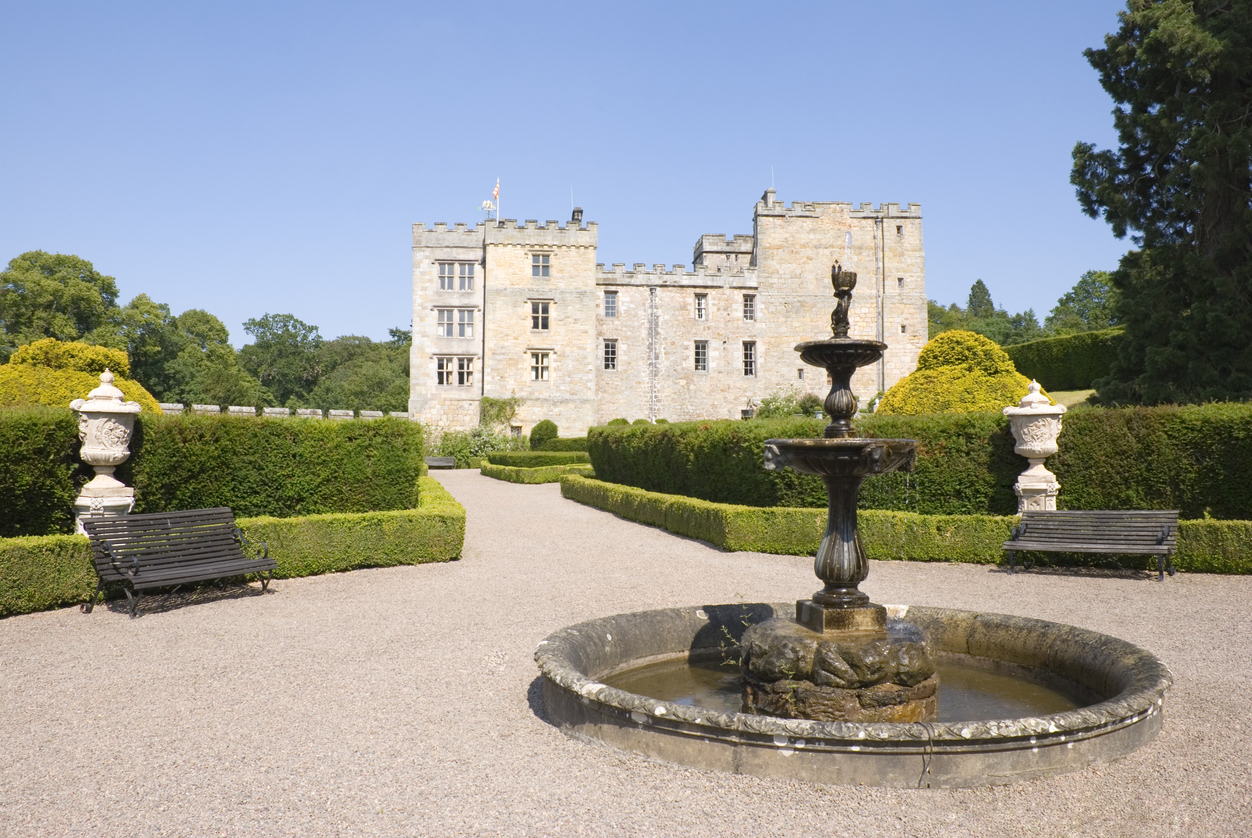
left=764, top=438, right=917, bottom=478
left=536, top=602, right=1171, bottom=788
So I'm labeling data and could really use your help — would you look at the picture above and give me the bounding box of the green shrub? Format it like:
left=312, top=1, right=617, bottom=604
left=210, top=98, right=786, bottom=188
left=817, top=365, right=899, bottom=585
left=1005, top=328, right=1124, bottom=391
left=480, top=462, right=594, bottom=484
left=429, top=425, right=525, bottom=468
left=876, top=330, right=1036, bottom=415
left=126, top=413, right=423, bottom=517
left=486, top=450, right=590, bottom=467
left=0, top=407, right=91, bottom=536
left=607, top=418, right=629, bottom=426
left=11, top=338, right=131, bottom=376
left=587, top=413, right=1022, bottom=515
left=0, top=477, right=465, bottom=617
left=632, top=418, right=651, bottom=425
left=529, top=419, right=558, bottom=450
left=559, top=475, right=1252, bottom=573
left=538, top=436, right=589, bottom=451
left=0, top=364, right=162, bottom=414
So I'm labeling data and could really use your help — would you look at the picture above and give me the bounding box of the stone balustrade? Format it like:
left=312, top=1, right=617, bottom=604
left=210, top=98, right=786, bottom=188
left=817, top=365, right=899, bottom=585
left=159, top=403, right=408, bottom=420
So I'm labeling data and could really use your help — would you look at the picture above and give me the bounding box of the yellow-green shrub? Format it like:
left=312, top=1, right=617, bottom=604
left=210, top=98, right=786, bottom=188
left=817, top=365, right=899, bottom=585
left=0, top=365, right=162, bottom=414
left=876, top=330, right=1039, bottom=415
left=481, top=462, right=594, bottom=483
left=10, top=338, right=131, bottom=377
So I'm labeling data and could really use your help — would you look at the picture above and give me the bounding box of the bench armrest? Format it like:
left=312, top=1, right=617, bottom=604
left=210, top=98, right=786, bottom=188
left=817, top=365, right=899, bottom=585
left=233, top=527, right=269, bottom=563
left=101, top=542, right=140, bottom=578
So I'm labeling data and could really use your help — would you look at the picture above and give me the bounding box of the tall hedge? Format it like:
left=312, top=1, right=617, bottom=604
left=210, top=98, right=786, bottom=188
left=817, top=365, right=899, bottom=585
left=587, top=413, right=1022, bottom=516
left=1004, top=328, right=1124, bottom=391
left=124, top=414, right=424, bottom=517
left=588, top=404, right=1252, bottom=520
left=0, top=408, right=92, bottom=537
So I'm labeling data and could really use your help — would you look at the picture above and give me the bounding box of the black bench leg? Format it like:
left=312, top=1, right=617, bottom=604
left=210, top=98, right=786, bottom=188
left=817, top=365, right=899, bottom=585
left=81, top=582, right=104, bottom=614
left=260, top=571, right=272, bottom=592
left=124, top=587, right=139, bottom=618
left=1007, top=550, right=1016, bottom=574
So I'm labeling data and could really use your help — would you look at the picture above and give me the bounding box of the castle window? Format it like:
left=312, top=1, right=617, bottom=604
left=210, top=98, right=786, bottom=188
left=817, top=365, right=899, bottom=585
left=531, top=301, right=550, bottom=331
left=797, top=368, right=804, bottom=380
left=896, top=225, right=903, bottom=235
left=531, top=352, right=550, bottom=381
left=458, top=309, right=474, bottom=338
left=532, top=253, right=550, bottom=278
left=695, top=294, right=708, bottom=320
left=900, top=324, right=907, bottom=334
left=437, top=309, right=454, bottom=337
left=694, top=341, right=708, bottom=372
left=743, top=294, right=756, bottom=321
left=435, top=357, right=474, bottom=386
left=604, top=291, right=617, bottom=318
left=436, top=357, right=453, bottom=385
left=457, top=357, right=473, bottom=386
left=438, top=262, right=474, bottom=291
left=743, top=341, right=756, bottom=376
left=898, top=277, right=905, bottom=288
left=603, top=340, right=617, bottom=370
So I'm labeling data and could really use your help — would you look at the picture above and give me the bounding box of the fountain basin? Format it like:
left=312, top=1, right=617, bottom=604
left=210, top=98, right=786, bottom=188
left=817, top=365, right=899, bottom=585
left=764, top=438, right=917, bottom=477
left=536, top=603, right=1171, bottom=788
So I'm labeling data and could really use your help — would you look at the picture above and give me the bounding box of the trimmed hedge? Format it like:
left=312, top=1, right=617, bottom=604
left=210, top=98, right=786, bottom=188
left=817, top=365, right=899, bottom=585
left=480, top=462, right=594, bottom=484
left=124, top=413, right=424, bottom=518
left=1005, top=328, right=1124, bottom=391
left=538, top=436, right=589, bottom=452
left=0, top=477, right=464, bottom=618
left=0, top=408, right=92, bottom=537
left=559, top=475, right=1252, bottom=574
left=588, top=414, right=1022, bottom=515
left=486, top=450, right=590, bottom=467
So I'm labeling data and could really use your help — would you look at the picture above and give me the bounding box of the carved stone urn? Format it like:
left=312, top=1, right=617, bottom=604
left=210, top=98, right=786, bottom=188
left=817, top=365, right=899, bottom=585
left=70, top=369, right=142, bottom=533
left=1002, top=380, right=1067, bottom=513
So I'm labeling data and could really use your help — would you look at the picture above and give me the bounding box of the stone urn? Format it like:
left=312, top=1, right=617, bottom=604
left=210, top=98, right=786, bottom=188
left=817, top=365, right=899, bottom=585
left=70, top=369, right=142, bottom=533
left=1003, top=380, right=1067, bottom=512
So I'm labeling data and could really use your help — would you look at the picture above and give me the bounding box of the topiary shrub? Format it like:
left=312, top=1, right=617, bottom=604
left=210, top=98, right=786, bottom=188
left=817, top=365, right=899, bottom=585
left=10, top=338, right=131, bottom=377
left=529, top=419, right=558, bottom=450
left=632, top=418, right=651, bottom=425
left=876, top=330, right=1038, bottom=415
left=607, top=418, right=629, bottom=426
left=0, top=364, right=162, bottom=414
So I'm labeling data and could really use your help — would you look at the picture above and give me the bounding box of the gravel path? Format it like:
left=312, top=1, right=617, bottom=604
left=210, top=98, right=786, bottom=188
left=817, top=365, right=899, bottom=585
left=2, top=470, right=1250, bottom=837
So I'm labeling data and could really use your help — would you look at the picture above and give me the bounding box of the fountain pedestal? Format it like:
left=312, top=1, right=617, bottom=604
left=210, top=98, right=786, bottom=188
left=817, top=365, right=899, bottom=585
left=747, top=263, right=935, bottom=723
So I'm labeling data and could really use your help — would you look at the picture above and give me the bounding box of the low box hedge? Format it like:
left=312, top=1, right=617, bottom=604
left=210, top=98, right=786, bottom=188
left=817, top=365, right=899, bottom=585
left=0, top=477, right=464, bottom=618
left=485, top=450, right=590, bottom=467
left=480, top=462, right=595, bottom=484
left=559, top=475, right=1252, bottom=574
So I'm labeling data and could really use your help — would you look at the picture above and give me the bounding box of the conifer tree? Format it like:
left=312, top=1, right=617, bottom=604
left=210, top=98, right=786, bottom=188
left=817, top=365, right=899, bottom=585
left=1072, top=1, right=1252, bottom=403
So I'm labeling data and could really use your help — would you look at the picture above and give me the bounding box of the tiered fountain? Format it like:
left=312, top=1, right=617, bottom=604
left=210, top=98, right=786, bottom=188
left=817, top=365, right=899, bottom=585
left=536, top=264, right=1171, bottom=787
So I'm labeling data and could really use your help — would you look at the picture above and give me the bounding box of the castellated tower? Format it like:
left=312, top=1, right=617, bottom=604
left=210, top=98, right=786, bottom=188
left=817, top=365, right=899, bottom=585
left=411, top=192, right=926, bottom=436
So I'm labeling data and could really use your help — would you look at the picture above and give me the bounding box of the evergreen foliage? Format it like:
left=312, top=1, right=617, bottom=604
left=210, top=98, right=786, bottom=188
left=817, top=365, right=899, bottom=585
left=1073, top=2, right=1252, bottom=403
left=1005, top=328, right=1125, bottom=390
left=0, top=251, right=120, bottom=360
left=537, top=436, right=589, bottom=451
left=480, top=462, right=595, bottom=484
left=0, top=362, right=163, bottom=414
left=529, top=419, right=559, bottom=450
left=486, top=450, right=589, bottom=467
left=11, top=338, right=130, bottom=376
left=0, top=408, right=90, bottom=537
left=876, top=331, right=1034, bottom=415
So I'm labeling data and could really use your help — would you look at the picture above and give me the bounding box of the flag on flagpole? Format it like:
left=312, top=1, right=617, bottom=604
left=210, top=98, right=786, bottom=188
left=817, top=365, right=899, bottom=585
left=492, top=179, right=499, bottom=201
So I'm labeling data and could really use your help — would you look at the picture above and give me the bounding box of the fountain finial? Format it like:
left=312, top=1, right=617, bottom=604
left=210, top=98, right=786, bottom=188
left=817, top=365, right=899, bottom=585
left=830, top=262, right=856, bottom=338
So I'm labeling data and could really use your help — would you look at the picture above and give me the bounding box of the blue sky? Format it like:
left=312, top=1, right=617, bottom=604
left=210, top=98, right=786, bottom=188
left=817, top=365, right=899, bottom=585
left=1, top=1, right=1130, bottom=346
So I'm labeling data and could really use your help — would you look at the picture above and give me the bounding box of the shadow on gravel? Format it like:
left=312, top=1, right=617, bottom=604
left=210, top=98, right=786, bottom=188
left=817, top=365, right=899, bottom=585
left=527, top=676, right=552, bottom=725
left=92, top=581, right=273, bottom=617
left=995, top=563, right=1169, bottom=582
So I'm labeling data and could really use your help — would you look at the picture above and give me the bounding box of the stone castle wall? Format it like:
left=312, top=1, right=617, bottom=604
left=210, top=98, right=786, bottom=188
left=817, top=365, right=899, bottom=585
left=410, top=193, right=928, bottom=436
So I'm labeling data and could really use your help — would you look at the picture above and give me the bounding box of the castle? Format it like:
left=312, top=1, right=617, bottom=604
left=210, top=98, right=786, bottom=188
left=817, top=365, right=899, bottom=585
left=409, top=190, right=927, bottom=436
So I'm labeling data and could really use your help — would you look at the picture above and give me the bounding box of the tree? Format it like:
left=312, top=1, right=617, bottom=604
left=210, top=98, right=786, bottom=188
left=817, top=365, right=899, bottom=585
left=163, top=310, right=271, bottom=407
left=966, top=280, right=995, bottom=319
left=1072, top=2, right=1252, bottom=403
left=239, top=313, right=324, bottom=405
left=1046, top=271, right=1119, bottom=334
left=0, top=251, right=120, bottom=360
left=114, top=294, right=184, bottom=397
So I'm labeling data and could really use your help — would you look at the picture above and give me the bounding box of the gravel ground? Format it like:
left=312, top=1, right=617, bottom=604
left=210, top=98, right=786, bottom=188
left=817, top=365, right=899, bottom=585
left=2, top=470, right=1250, bottom=837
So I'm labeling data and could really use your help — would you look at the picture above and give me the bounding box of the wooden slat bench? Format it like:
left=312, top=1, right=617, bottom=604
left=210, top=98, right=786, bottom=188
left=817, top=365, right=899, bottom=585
left=424, top=456, right=456, bottom=469
left=1003, top=510, right=1179, bottom=581
left=82, top=508, right=276, bottom=616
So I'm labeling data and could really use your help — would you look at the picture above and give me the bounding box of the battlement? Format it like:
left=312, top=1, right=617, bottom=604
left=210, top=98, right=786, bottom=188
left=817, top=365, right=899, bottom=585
left=754, top=190, right=922, bottom=220
left=595, top=261, right=758, bottom=288
left=414, top=216, right=598, bottom=249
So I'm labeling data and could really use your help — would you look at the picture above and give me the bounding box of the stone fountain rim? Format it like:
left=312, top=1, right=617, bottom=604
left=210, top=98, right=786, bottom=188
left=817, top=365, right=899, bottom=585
left=535, top=602, right=1172, bottom=747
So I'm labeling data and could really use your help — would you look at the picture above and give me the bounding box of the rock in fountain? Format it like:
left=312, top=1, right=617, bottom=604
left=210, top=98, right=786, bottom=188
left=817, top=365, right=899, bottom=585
left=744, top=263, right=936, bottom=723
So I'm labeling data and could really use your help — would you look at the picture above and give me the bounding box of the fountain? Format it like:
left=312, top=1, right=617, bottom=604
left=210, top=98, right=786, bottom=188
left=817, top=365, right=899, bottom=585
left=536, top=263, right=1171, bottom=787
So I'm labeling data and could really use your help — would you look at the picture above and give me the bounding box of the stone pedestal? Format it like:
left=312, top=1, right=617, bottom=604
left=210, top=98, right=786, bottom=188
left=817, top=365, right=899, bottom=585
left=70, top=370, right=142, bottom=534
left=1003, top=381, right=1067, bottom=514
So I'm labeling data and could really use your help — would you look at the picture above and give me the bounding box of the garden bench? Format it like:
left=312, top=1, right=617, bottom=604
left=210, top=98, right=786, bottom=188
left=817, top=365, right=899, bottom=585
left=424, top=456, right=456, bottom=469
left=82, top=508, right=276, bottom=616
left=1003, top=509, right=1179, bottom=581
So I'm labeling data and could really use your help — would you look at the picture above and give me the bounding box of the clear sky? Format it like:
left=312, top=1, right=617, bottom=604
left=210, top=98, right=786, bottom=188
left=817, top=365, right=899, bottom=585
left=1, top=1, right=1130, bottom=347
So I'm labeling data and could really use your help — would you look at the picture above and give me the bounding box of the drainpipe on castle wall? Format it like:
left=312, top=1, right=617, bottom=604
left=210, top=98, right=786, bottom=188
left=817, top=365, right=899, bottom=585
left=875, top=217, right=886, bottom=395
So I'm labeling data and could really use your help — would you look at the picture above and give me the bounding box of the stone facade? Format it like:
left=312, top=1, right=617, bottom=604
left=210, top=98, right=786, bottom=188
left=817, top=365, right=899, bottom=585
left=410, top=191, right=927, bottom=436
